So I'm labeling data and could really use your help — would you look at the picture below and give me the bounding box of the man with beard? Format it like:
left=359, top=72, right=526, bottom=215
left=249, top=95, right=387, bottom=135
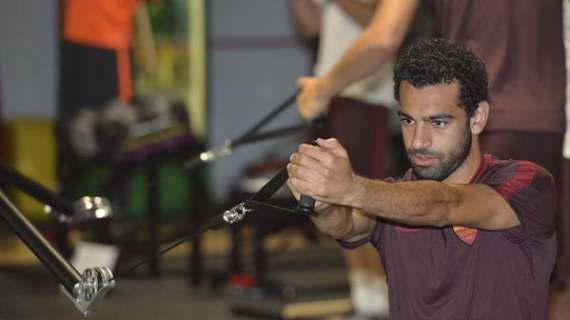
left=287, top=39, right=557, bottom=319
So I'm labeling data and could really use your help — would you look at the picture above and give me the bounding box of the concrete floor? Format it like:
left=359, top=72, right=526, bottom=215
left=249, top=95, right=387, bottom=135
left=2, top=224, right=569, bottom=320
left=0, top=231, right=350, bottom=320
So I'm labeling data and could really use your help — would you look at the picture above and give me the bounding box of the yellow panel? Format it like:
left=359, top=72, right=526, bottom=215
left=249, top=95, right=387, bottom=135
left=188, top=0, right=207, bottom=138
left=4, top=118, right=57, bottom=221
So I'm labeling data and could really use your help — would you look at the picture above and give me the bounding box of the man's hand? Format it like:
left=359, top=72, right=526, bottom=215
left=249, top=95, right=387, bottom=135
left=287, top=138, right=377, bottom=241
left=286, top=179, right=332, bottom=213
left=296, top=77, right=334, bottom=120
left=287, top=138, right=359, bottom=206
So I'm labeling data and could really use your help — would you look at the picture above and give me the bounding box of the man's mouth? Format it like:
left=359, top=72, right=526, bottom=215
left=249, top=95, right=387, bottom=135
left=411, top=154, right=438, bottom=167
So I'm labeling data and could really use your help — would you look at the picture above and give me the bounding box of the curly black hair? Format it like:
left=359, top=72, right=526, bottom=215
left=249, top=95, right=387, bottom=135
left=393, top=39, right=489, bottom=117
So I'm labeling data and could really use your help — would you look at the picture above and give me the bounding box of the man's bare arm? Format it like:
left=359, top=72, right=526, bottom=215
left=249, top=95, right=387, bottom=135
left=287, top=154, right=376, bottom=242
left=290, top=0, right=322, bottom=39
left=335, top=0, right=378, bottom=26
left=323, top=0, right=419, bottom=94
left=296, top=0, right=419, bottom=119
left=346, top=177, right=521, bottom=230
left=307, top=204, right=377, bottom=242
left=288, top=138, right=521, bottom=238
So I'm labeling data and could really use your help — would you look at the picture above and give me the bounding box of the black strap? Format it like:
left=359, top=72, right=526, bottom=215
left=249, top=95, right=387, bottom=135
left=249, top=168, right=288, bottom=202
left=243, top=159, right=317, bottom=216
left=117, top=107, right=324, bottom=276
left=117, top=166, right=301, bottom=277
left=244, top=140, right=322, bottom=215
left=244, top=167, right=299, bottom=215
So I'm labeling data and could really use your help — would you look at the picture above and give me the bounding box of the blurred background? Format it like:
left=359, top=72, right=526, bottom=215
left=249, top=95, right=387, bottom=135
left=9, top=0, right=563, bottom=319
left=2, top=0, right=570, bottom=319
left=0, top=1, right=411, bottom=319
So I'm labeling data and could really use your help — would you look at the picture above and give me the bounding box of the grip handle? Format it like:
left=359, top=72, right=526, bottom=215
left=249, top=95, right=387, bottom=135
left=297, top=194, right=315, bottom=215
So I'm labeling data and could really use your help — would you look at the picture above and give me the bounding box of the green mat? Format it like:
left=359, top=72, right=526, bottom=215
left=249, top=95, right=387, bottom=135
left=71, top=158, right=204, bottom=218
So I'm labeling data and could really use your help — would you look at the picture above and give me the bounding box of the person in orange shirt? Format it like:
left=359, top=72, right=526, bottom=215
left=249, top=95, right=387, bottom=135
left=61, top=0, right=141, bottom=114
left=57, top=0, right=142, bottom=203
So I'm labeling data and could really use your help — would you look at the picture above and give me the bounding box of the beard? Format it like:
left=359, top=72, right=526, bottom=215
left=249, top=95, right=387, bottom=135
left=407, top=124, right=472, bottom=181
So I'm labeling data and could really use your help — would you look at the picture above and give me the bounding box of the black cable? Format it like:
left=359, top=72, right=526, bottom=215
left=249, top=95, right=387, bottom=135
left=112, top=93, right=326, bottom=278
left=115, top=214, right=223, bottom=277
left=238, top=90, right=299, bottom=142
left=113, top=161, right=302, bottom=277
left=183, top=122, right=308, bottom=169
left=234, top=123, right=308, bottom=146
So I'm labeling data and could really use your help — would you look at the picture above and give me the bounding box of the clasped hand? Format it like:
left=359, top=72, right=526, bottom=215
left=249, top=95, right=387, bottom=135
left=287, top=138, right=357, bottom=211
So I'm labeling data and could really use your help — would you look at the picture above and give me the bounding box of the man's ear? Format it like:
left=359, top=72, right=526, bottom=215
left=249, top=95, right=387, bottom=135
left=470, top=101, right=489, bottom=135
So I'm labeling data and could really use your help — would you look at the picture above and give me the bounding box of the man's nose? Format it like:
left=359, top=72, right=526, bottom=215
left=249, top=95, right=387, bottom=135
left=412, top=123, right=431, bottom=150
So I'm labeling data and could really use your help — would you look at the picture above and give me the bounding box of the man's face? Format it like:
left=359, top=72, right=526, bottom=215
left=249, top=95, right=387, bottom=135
left=398, top=81, right=472, bottom=181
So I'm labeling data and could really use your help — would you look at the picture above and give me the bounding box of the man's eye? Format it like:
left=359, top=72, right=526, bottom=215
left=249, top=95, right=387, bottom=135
left=432, top=120, right=448, bottom=128
left=400, top=118, right=414, bottom=125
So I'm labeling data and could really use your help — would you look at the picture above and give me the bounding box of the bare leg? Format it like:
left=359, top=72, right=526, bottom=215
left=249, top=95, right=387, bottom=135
left=344, top=244, right=388, bottom=316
